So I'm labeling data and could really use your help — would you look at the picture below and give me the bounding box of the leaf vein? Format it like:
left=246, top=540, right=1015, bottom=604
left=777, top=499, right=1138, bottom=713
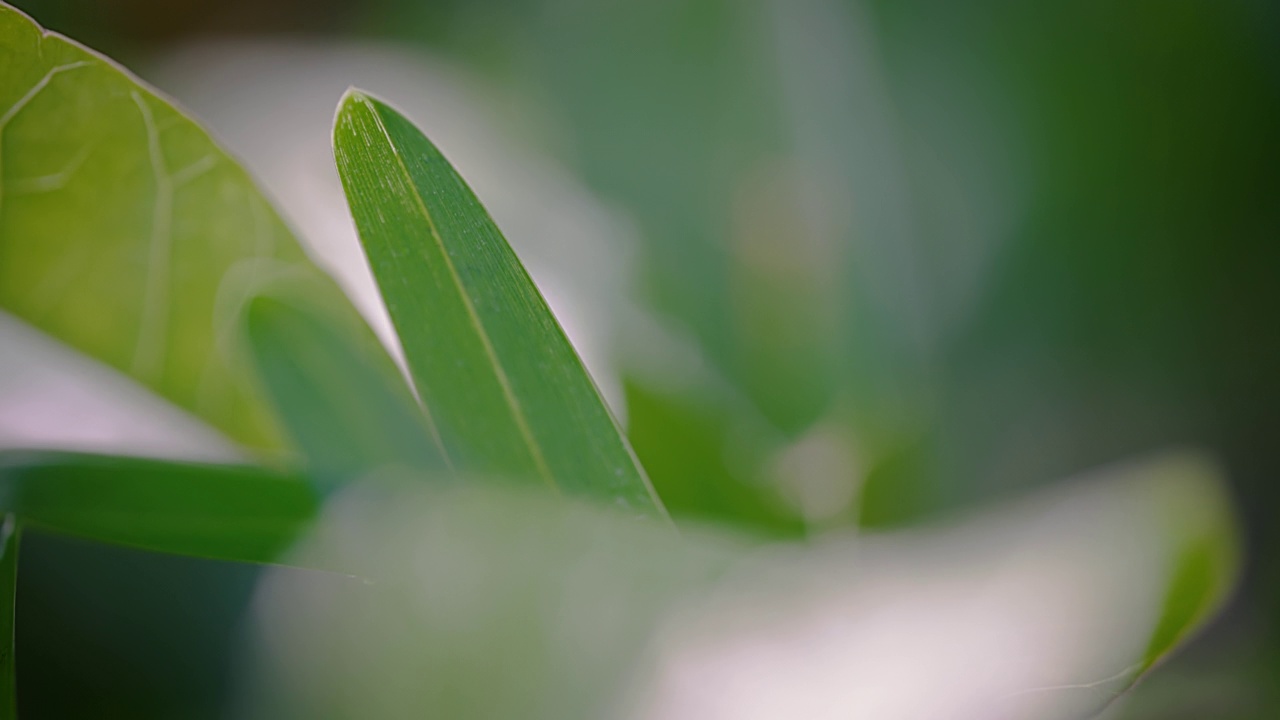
left=129, top=90, right=174, bottom=383
left=0, top=60, right=93, bottom=218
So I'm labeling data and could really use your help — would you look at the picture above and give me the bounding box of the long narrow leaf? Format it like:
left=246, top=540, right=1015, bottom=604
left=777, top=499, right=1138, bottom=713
left=332, top=90, right=664, bottom=518
left=0, top=451, right=318, bottom=564
left=243, top=284, right=447, bottom=490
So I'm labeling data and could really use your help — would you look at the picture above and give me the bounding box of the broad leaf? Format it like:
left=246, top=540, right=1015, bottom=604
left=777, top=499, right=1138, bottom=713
left=0, top=451, right=318, bottom=564
left=0, top=2, right=351, bottom=452
left=0, top=514, right=15, bottom=720
left=243, top=282, right=447, bottom=491
left=332, top=90, right=664, bottom=518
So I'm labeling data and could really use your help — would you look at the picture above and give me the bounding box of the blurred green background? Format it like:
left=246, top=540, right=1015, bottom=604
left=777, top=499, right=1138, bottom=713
left=9, top=0, right=1279, bottom=716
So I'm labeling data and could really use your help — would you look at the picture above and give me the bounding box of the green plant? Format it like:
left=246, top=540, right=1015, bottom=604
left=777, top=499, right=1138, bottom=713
left=0, top=3, right=1243, bottom=718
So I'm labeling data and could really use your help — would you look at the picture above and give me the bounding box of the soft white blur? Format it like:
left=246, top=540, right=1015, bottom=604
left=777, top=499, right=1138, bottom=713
left=244, top=454, right=1232, bottom=720
left=0, top=311, right=239, bottom=459
left=622, top=475, right=1167, bottom=720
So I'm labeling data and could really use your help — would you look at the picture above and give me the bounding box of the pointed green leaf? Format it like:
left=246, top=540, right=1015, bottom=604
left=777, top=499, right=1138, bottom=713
left=332, top=90, right=664, bottom=518
left=0, top=451, right=318, bottom=564
left=0, top=3, right=355, bottom=452
left=243, top=283, right=448, bottom=490
left=0, top=514, right=16, bottom=720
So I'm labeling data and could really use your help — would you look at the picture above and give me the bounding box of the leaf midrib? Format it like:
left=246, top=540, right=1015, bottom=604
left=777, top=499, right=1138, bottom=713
left=354, top=94, right=557, bottom=493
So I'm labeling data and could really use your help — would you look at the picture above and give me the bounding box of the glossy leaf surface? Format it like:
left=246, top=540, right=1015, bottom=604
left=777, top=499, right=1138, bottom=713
left=332, top=90, right=663, bottom=518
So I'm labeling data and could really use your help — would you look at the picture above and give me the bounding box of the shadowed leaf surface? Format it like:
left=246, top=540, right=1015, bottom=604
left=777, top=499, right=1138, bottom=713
left=0, top=451, right=318, bottom=564
left=243, top=281, right=446, bottom=491
left=0, top=514, right=16, bottom=720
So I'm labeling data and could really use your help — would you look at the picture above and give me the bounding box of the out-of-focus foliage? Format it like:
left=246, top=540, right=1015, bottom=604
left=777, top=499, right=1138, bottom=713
left=359, top=6, right=1280, bottom=710
left=385, top=0, right=1280, bottom=525
left=0, top=515, right=16, bottom=720
left=246, top=453, right=1238, bottom=719
left=0, top=0, right=1274, bottom=716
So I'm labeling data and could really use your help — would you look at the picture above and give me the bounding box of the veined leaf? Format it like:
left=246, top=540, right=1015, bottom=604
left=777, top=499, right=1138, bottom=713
left=332, top=90, right=664, bottom=518
left=0, top=3, right=351, bottom=452
left=243, top=283, right=447, bottom=490
left=0, top=451, right=318, bottom=564
left=0, top=514, right=16, bottom=720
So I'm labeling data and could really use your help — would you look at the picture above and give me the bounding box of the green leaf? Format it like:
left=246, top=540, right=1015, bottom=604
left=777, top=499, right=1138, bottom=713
left=0, top=451, right=318, bottom=564
left=243, top=281, right=448, bottom=491
left=0, top=514, right=16, bottom=720
left=0, top=3, right=349, bottom=452
left=623, top=376, right=805, bottom=538
left=1135, top=455, right=1242, bottom=674
left=331, top=89, right=665, bottom=518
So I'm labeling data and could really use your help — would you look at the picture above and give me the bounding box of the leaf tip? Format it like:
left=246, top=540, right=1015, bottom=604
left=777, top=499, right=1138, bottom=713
left=337, top=86, right=382, bottom=119
left=333, top=87, right=378, bottom=144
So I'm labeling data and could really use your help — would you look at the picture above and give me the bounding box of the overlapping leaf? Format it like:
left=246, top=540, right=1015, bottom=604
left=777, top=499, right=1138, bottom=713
left=243, top=280, right=446, bottom=490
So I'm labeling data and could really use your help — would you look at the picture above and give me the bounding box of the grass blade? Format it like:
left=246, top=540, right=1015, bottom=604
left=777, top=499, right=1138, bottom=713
left=243, top=285, right=447, bottom=490
left=332, top=90, right=664, bottom=518
left=0, top=451, right=318, bottom=564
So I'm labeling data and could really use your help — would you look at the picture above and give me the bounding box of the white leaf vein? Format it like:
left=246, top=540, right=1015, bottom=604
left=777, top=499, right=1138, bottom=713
left=129, top=90, right=174, bottom=383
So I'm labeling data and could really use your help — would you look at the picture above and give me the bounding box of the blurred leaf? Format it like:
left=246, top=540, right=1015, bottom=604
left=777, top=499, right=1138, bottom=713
left=332, top=90, right=664, bottom=517
left=245, top=480, right=738, bottom=720
left=0, top=2, right=351, bottom=452
left=1135, top=457, right=1242, bottom=675
left=623, top=376, right=805, bottom=538
left=243, top=283, right=446, bottom=491
left=854, top=427, right=936, bottom=529
left=628, top=454, right=1242, bottom=720
left=246, top=451, right=1239, bottom=720
left=0, top=451, right=318, bottom=564
left=0, top=514, right=15, bottom=720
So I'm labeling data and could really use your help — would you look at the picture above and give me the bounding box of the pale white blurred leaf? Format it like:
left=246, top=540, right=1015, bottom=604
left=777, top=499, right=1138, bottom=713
left=243, top=452, right=1239, bottom=720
